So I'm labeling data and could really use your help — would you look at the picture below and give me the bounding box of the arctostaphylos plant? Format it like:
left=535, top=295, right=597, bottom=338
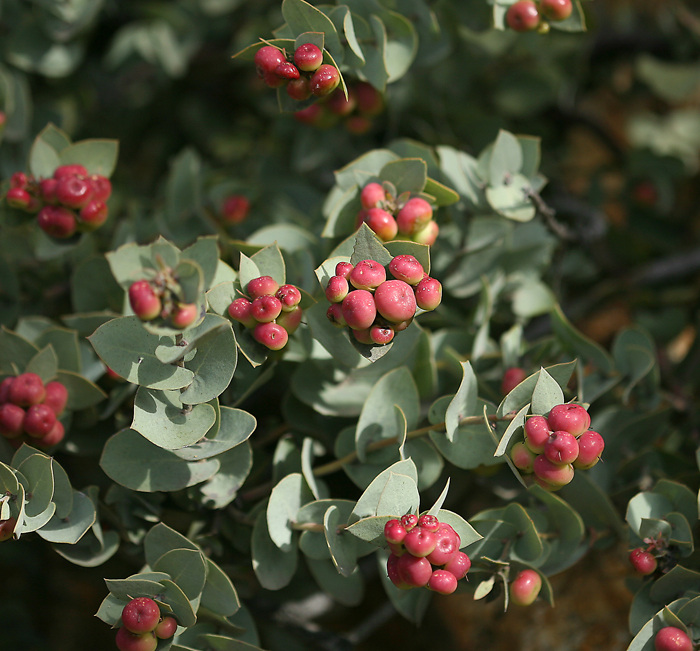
left=1, top=1, right=700, bottom=650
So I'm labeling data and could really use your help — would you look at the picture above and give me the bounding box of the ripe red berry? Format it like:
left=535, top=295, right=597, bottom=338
left=502, top=367, right=527, bottom=395
left=428, top=569, right=458, bottom=594
left=326, top=303, right=346, bottom=328
left=171, top=303, right=199, bottom=329
left=443, top=551, right=471, bottom=580
left=384, top=519, right=407, bottom=545
left=154, top=617, right=178, bottom=640
left=246, top=276, right=279, bottom=300
left=55, top=175, right=94, bottom=209
left=44, top=381, right=68, bottom=416
left=252, top=322, right=289, bottom=350
left=88, top=174, right=112, bottom=202
left=37, top=205, right=78, bottom=239
left=129, top=281, right=162, bottom=321
left=23, top=404, right=57, bottom=438
left=418, top=514, right=439, bottom=532
left=0, top=404, right=25, bottom=438
left=294, top=43, right=323, bottom=72
left=325, top=275, right=350, bottom=303
left=37, top=420, right=65, bottom=448
left=341, top=290, right=377, bottom=330
left=369, top=325, right=394, bottom=345
left=396, top=553, right=432, bottom=587
left=334, top=262, right=354, bottom=279
left=254, top=46, right=286, bottom=77
left=360, top=183, right=387, bottom=210
left=115, top=627, right=158, bottom=651
left=426, top=524, right=461, bottom=566
left=276, top=305, right=303, bottom=334
left=276, top=285, right=302, bottom=311
left=396, top=197, right=433, bottom=236
left=389, top=255, right=425, bottom=286
left=53, top=164, right=88, bottom=179
left=349, top=259, right=386, bottom=291
left=544, top=431, right=580, bottom=465
left=533, top=455, right=574, bottom=488
left=0, top=517, right=17, bottom=542
left=310, top=64, right=340, bottom=97
left=0, top=377, right=14, bottom=403
left=121, top=597, right=161, bottom=634
left=221, top=195, right=250, bottom=224
left=510, top=441, right=536, bottom=473
left=78, top=200, right=108, bottom=230
left=574, top=430, right=605, bottom=469
left=387, top=553, right=411, bottom=589
left=655, top=627, right=693, bottom=651
left=509, top=569, right=542, bottom=606
left=287, top=78, right=312, bottom=101
left=6, top=187, right=32, bottom=210
left=547, top=403, right=591, bottom=437
left=540, top=0, right=573, bottom=21
left=327, top=87, right=357, bottom=116
left=506, top=0, right=541, bottom=31
left=524, top=415, right=551, bottom=453
left=414, top=277, right=442, bottom=311
left=251, top=295, right=283, bottom=323
left=9, top=373, right=46, bottom=407
left=294, top=103, right=324, bottom=126
left=401, top=514, right=418, bottom=531
left=345, top=115, right=373, bottom=134
left=374, top=280, right=417, bottom=323
left=39, top=178, right=58, bottom=203
left=10, top=172, right=28, bottom=189
left=403, top=527, right=437, bottom=557
left=629, top=548, right=657, bottom=576
left=228, top=298, right=257, bottom=328
left=363, top=207, right=398, bottom=242
left=274, top=62, right=300, bottom=80
left=352, top=328, right=373, bottom=345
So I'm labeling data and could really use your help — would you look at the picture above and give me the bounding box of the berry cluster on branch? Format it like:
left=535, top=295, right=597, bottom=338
left=325, top=255, right=441, bottom=346
left=506, top=0, right=573, bottom=33
left=227, top=276, right=303, bottom=350
left=128, top=271, right=200, bottom=330
left=115, top=597, right=177, bottom=651
left=5, top=164, right=111, bottom=238
left=510, top=403, right=604, bottom=491
left=385, top=514, right=471, bottom=595
left=0, top=373, right=68, bottom=448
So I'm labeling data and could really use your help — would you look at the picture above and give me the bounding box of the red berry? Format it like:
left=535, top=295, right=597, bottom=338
left=544, top=431, right=579, bottom=465
left=121, top=597, right=161, bottom=634
left=629, top=548, right=657, bottom=576
left=349, top=259, right=386, bottom=291
left=154, top=617, right=178, bottom=640
left=335, top=262, right=354, bottom=279
left=411, top=220, right=439, bottom=246
left=78, top=200, right=108, bottom=230
left=325, top=275, right=349, bottom=303
left=414, top=277, right=442, bottom=311
left=221, top=195, right=250, bottom=224
left=506, top=0, right=541, bottom=31
left=396, top=554, right=432, bottom=588
left=403, top=527, right=437, bottom=557
left=254, top=46, right=286, bottom=77
left=287, top=78, right=312, bottom=101
left=341, top=290, right=377, bottom=330
left=351, top=328, right=373, bottom=345
left=369, top=325, right=394, bottom=345
left=0, top=377, right=14, bottom=403
left=327, top=87, right=357, bottom=116
left=36, top=420, right=65, bottom=448
left=10, top=172, right=28, bottom=189
left=37, top=205, right=78, bottom=239
left=0, top=404, right=25, bottom=438
left=55, top=175, right=94, bottom=209
left=418, top=514, right=440, bottom=532
left=355, top=82, right=384, bottom=116
left=9, top=373, right=46, bottom=407
left=363, top=207, right=398, bottom=242
left=115, top=627, right=157, bottom=651
left=574, top=430, right=605, bottom=469
left=88, top=174, right=112, bottom=202
left=228, top=298, right=257, bottom=328
left=44, top=381, right=68, bottom=416
left=39, top=178, right=58, bottom=203
left=6, top=187, right=32, bottom=210
left=502, top=367, right=527, bottom=395
left=275, top=62, right=300, bottom=80
left=524, top=415, right=551, bottom=454
left=360, top=183, right=386, bottom=210
left=251, top=295, right=282, bottom=323
left=540, top=0, right=573, bottom=21
left=276, top=285, right=302, bottom=311
left=276, top=305, right=303, bottom=334
left=426, top=525, right=460, bottom=566
left=384, top=519, right=407, bottom=545
left=400, top=514, right=418, bottom=531
left=509, top=569, right=542, bottom=606
left=129, top=281, right=162, bottom=321
left=510, top=441, right=536, bottom=473
left=53, top=164, right=88, bottom=179
left=443, top=551, right=471, bottom=580
left=387, top=553, right=411, bottom=589
left=374, top=280, right=417, bottom=323
left=310, top=64, right=340, bottom=97
left=326, top=303, right=346, bottom=328
left=246, top=276, right=279, bottom=300
left=253, top=322, right=289, bottom=350
left=547, top=403, right=591, bottom=437
left=345, top=115, right=373, bottom=135
left=294, top=43, right=324, bottom=72
left=428, top=569, right=458, bottom=595
left=396, top=197, right=433, bottom=236
left=23, top=404, right=57, bottom=438
left=533, top=455, right=574, bottom=487
left=655, top=627, right=693, bottom=651
left=389, top=255, right=425, bottom=286
left=171, top=303, right=199, bottom=329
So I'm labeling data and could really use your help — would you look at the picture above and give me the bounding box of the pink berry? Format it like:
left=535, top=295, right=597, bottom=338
left=36, top=419, right=65, bottom=448
left=506, top=0, right=541, bottom=31
left=509, top=569, right=542, bottom=606
left=349, top=259, right=386, bottom=291
left=294, top=43, right=323, bottom=72
left=401, top=514, right=418, bottom=531
left=369, top=325, right=394, bottom=345
left=88, top=174, right=112, bottom=202
left=426, top=525, right=460, bottom=565
left=524, top=415, right=551, bottom=454
left=544, top=431, right=579, bottom=465
left=387, top=553, right=411, bottom=589
left=122, top=598, right=161, bottom=634
left=0, top=403, right=25, bottom=438
left=286, top=78, right=312, bottom=101
left=547, top=403, right=591, bottom=437
left=335, top=262, right=354, bottom=279
left=254, top=46, right=286, bottom=77
left=253, top=322, right=288, bottom=350
left=53, top=164, right=88, bottom=179
left=275, top=62, right=300, bottom=80
left=384, top=519, right=407, bottom=545
left=629, top=548, right=657, bottom=576
left=341, top=290, right=377, bottom=330
left=355, top=82, right=384, bottom=116
left=533, top=455, right=574, bottom=487
left=388, top=255, right=425, bottom=286
left=154, top=617, right=178, bottom=640
left=403, top=527, right=437, bottom=558
left=443, top=551, right=471, bottom=580
left=221, top=195, right=250, bottom=224
left=360, top=183, right=386, bottom=210
left=10, top=172, right=28, bottom=189
left=396, top=554, right=432, bottom=588
left=228, top=298, right=257, bottom=328
left=540, top=0, right=573, bottom=21
left=411, top=220, right=439, bottom=246
left=37, top=205, right=78, bottom=239
left=171, top=303, right=199, bottom=329
left=414, top=277, right=442, bottom=311
left=325, top=275, right=349, bottom=303
left=246, top=276, right=279, bottom=300
left=363, top=207, right=398, bottom=242
left=9, top=373, right=45, bottom=406
left=43, top=381, right=68, bottom=416
left=502, top=367, right=527, bottom=395
left=129, top=281, right=162, bottom=321
left=55, top=175, right=94, bottom=209
left=326, top=303, right=346, bottom=328
left=115, top=628, right=157, bottom=651
left=5, top=187, right=32, bottom=210
left=23, top=404, right=57, bottom=438
left=275, top=285, right=301, bottom=311
left=78, top=200, right=108, bottom=230
left=251, top=295, right=283, bottom=323
left=352, top=328, right=373, bottom=345
left=0, top=377, right=14, bottom=403
left=510, top=441, right=536, bottom=473
left=276, top=305, right=303, bottom=334
left=574, top=430, right=605, bottom=469
left=310, top=64, right=340, bottom=97
left=655, top=627, right=693, bottom=651
left=374, top=280, right=417, bottom=323
left=428, top=569, right=458, bottom=595
left=396, top=197, right=433, bottom=236
left=39, top=178, right=58, bottom=203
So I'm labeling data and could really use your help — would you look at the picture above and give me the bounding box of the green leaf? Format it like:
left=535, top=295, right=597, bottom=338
left=100, top=429, right=220, bottom=492
left=153, top=548, right=208, bottom=601
left=35, top=327, right=82, bottom=373
left=56, top=370, right=107, bottom=410
left=306, top=557, right=364, bottom=607
left=145, top=522, right=199, bottom=567
left=334, top=149, right=399, bottom=192
left=196, top=442, right=252, bottom=508
left=95, top=592, right=127, bottom=627
left=250, top=244, right=286, bottom=285
left=282, top=0, right=343, bottom=61
left=25, top=345, right=59, bottom=384
left=267, top=473, right=313, bottom=551
left=379, top=159, right=427, bottom=195
left=350, top=223, right=394, bottom=267
left=445, top=361, right=478, bottom=443
left=181, top=237, right=220, bottom=291
left=53, top=529, right=120, bottom=568
left=36, top=490, right=96, bottom=544
left=16, top=453, right=54, bottom=518
left=59, top=139, right=119, bottom=177
left=237, top=254, right=260, bottom=294
left=530, top=368, right=565, bottom=415
left=485, top=174, right=535, bottom=222
left=22, top=503, right=57, bottom=534
left=650, top=566, right=700, bottom=604
left=351, top=458, right=417, bottom=522
left=612, top=326, right=658, bottom=404
left=29, top=136, right=61, bottom=179
left=495, top=403, right=529, bottom=457
left=324, top=505, right=358, bottom=576
left=160, top=579, right=197, bottom=627
left=497, top=361, right=576, bottom=417
left=626, top=492, right=673, bottom=537
left=200, top=558, right=240, bottom=617
left=51, top=458, right=73, bottom=518
left=197, top=635, right=265, bottom=651
left=345, top=515, right=395, bottom=547
left=488, top=130, right=523, bottom=186
left=0, top=326, right=39, bottom=375
left=105, top=578, right=166, bottom=602
left=652, top=480, right=698, bottom=527
left=551, top=305, right=614, bottom=375
left=89, top=317, right=194, bottom=390
left=384, top=241, right=431, bottom=275
left=36, top=123, right=71, bottom=152
left=437, top=509, right=482, bottom=549
left=251, top=511, right=298, bottom=590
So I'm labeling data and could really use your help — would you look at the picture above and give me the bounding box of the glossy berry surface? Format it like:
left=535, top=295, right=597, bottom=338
left=374, top=280, right=417, bottom=323
left=253, top=322, right=289, bottom=350
left=254, top=46, right=286, bottom=76
left=228, top=298, right=257, bottom=328
left=411, top=220, right=439, bottom=245
left=509, top=569, right=542, bottom=606
left=23, top=404, right=57, bottom=438
left=37, top=205, right=77, bottom=239
left=540, top=0, right=573, bottom=20
left=369, top=325, right=394, bottom=345
left=37, top=420, right=65, bottom=447
left=129, top=281, right=162, bottom=321
left=360, top=182, right=386, bottom=210
left=294, top=43, right=323, bottom=72
left=363, top=207, right=398, bottom=241
left=275, top=62, right=300, bottom=80
left=286, top=78, right=312, bottom=101
left=544, top=431, right=579, bottom=465
left=403, top=528, right=437, bottom=557
left=55, top=175, right=93, bottom=208
left=121, top=597, right=161, bottom=634
left=387, top=553, right=411, bottom=589
left=335, top=262, right=354, bottom=279
left=310, top=64, right=340, bottom=97
left=154, top=617, right=178, bottom=639
left=276, top=285, right=302, bottom=311
left=251, top=295, right=282, bottom=323
left=325, top=275, right=349, bottom=303
left=414, top=277, right=442, bottom=311
left=341, top=290, right=377, bottom=330
left=0, top=404, right=25, bottom=438
left=547, top=403, right=590, bottom=436
left=115, top=628, right=157, bottom=651
left=53, top=164, right=88, bottom=179
left=276, top=305, right=302, bottom=334
left=524, top=415, right=551, bottom=453
left=629, top=548, right=658, bottom=576
left=396, top=553, right=432, bottom=587
left=654, top=627, right=693, bottom=651
left=426, top=525, right=460, bottom=565
left=574, top=430, right=605, bottom=469
left=246, top=276, right=279, bottom=300
left=326, top=303, right=346, bottom=327
left=506, top=0, right=541, bottom=31
left=511, top=441, right=536, bottom=473
left=349, top=259, right=386, bottom=290
left=396, top=197, right=433, bottom=235
left=428, top=569, right=458, bottom=594
left=443, top=551, right=471, bottom=580
left=384, top=519, right=407, bottom=545
left=533, top=455, right=574, bottom=487
left=401, top=514, right=418, bottom=531
left=9, top=373, right=45, bottom=406
left=6, top=187, right=31, bottom=209
left=389, top=255, right=425, bottom=286
left=171, top=303, right=198, bottom=329
left=78, top=200, right=108, bottom=229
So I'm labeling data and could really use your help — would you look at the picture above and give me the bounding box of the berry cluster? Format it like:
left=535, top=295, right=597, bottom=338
left=227, top=276, right=303, bottom=350
left=324, top=255, right=442, bottom=346
left=220, top=194, right=250, bottom=225
left=0, top=373, right=68, bottom=448
left=356, top=182, right=438, bottom=245
left=115, top=597, right=177, bottom=651
left=128, top=272, right=200, bottom=330
left=5, top=164, right=111, bottom=239
left=506, top=0, right=573, bottom=33
left=385, top=514, right=471, bottom=595
left=510, top=403, right=604, bottom=491
left=654, top=627, right=693, bottom=651
left=509, top=569, right=542, bottom=606
left=254, top=44, right=339, bottom=99
left=294, top=81, right=384, bottom=134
